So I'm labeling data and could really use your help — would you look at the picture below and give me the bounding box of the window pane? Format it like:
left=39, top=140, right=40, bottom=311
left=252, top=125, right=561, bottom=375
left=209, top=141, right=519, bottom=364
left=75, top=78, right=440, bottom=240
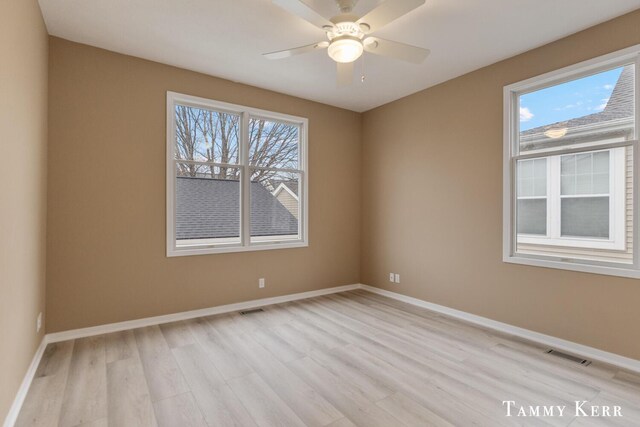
left=593, top=151, right=609, bottom=173
left=249, top=117, right=299, bottom=169
left=561, top=197, right=609, bottom=238
left=561, top=151, right=609, bottom=196
left=517, top=158, right=546, bottom=197
left=175, top=105, right=240, bottom=164
left=250, top=170, right=300, bottom=242
left=561, top=175, right=576, bottom=195
left=593, top=173, right=609, bottom=194
left=561, top=155, right=575, bottom=174
left=176, top=163, right=241, bottom=247
left=519, top=64, right=635, bottom=154
left=517, top=199, right=547, bottom=235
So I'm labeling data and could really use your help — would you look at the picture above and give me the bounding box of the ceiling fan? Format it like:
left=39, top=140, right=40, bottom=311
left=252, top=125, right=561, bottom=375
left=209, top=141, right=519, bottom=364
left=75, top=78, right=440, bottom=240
left=264, top=0, right=430, bottom=86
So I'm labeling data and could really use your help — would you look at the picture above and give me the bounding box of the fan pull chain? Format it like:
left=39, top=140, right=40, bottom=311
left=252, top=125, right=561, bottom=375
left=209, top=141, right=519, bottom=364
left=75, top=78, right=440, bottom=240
left=360, top=54, right=366, bottom=83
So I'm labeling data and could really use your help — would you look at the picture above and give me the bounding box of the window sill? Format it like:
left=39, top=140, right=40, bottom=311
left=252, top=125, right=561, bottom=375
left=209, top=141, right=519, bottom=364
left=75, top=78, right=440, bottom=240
left=503, top=254, right=640, bottom=279
left=517, top=235, right=625, bottom=251
left=167, top=240, right=308, bottom=257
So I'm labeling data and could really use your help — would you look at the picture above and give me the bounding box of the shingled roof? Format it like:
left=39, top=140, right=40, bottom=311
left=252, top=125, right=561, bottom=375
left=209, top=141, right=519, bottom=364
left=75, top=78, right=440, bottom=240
left=176, top=177, right=298, bottom=240
left=520, top=65, right=634, bottom=149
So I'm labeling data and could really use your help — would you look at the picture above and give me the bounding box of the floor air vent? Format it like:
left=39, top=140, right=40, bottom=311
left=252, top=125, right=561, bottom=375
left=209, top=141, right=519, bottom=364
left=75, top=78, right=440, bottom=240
left=545, top=349, right=591, bottom=366
left=239, top=308, right=265, bottom=315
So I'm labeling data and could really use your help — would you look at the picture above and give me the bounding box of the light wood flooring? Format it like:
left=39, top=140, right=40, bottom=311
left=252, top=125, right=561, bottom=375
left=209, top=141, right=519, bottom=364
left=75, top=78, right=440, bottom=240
left=15, top=290, right=640, bottom=426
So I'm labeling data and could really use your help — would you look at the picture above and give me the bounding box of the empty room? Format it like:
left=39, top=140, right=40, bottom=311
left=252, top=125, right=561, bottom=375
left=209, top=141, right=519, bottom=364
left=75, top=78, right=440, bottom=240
left=3, top=0, right=640, bottom=426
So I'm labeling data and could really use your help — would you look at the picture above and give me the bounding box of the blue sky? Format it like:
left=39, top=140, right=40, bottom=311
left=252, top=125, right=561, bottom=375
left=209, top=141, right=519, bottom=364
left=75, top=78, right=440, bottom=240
left=519, top=67, right=623, bottom=131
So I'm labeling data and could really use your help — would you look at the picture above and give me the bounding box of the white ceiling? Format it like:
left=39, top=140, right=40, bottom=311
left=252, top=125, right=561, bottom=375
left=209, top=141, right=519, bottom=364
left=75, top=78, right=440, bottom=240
left=38, top=0, right=640, bottom=112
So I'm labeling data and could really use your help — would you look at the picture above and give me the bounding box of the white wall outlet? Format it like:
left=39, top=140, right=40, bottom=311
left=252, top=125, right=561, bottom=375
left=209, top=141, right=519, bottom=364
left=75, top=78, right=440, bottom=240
left=394, top=273, right=400, bottom=283
left=36, top=312, right=42, bottom=333
left=259, top=278, right=265, bottom=289
left=389, top=273, right=395, bottom=282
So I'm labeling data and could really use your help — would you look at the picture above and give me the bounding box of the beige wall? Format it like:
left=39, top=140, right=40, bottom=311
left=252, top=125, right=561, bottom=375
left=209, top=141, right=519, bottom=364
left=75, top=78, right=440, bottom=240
left=46, top=38, right=362, bottom=332
left=0, top=0, right=48, bottom=420
left=361, top=10, right=640, bottom=360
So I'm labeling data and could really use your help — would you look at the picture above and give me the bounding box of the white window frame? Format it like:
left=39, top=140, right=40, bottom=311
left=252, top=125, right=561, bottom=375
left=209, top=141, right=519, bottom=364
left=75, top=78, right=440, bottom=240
left=166, top=91, right=309, bottom=257
left=503, top=46, right=640, bottom=278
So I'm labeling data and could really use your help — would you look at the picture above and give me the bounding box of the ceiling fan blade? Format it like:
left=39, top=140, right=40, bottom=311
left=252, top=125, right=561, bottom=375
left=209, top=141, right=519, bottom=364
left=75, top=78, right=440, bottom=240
left=263, top=41, right=328, bottom=60
left=363, top=37, right=430, bottom=64
left=272, top=0, right=334, bottom=30
left=337, top=62, right=354, bottom=87
left=357, top=0, right=425, bottom=33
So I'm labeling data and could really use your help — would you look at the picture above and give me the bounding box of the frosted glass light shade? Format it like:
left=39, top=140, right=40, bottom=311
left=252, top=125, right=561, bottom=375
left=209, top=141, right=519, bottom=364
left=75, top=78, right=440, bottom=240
left=328, top=38, right=363, bottom=63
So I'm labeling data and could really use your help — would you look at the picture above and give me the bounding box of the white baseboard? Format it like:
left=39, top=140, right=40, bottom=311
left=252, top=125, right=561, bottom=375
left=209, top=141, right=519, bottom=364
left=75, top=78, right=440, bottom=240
left=360, top=284, right=640, bottom=374
left=46, top=283, right=361, bottom=343
left=3, top=337, right=47, bottom=427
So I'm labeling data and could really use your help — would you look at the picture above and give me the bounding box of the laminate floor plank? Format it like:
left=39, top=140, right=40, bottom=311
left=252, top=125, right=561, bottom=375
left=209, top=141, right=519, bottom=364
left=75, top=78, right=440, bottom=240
left=152, top=393, right=207, bottom=427
left=172, top=343, right=256, bottom=426
left=223, top=330, right=343, bottom=426
left=58, top=336, right=107, bottom=427
left=159, top=321, right=197, bottom=349
left=17, top=290, right=640, bottom=427
left=106, top=356, right=157, bottom=427
left=326, top=418, right=357, bottom=427
left=33, top=342, right=74, bottom=379
left=376, top=392, right=456, bottom=427
left=249, top=326, right=306, bottom=363
left=227, top=373, right=306, bottom=427
left=16, top=341, right=74, bottom=427
left=287, top=357, right=407, bottom=427
left=134, top=325, right=189, bottom=402
left=105, top=330, right=137, bottom=364
left=187, top=317, right=254, bottom=380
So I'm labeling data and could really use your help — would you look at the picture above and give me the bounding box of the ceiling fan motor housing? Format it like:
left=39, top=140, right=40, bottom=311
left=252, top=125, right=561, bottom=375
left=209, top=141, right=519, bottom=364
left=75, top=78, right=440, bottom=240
left=326, top=19, right=365, bottom=63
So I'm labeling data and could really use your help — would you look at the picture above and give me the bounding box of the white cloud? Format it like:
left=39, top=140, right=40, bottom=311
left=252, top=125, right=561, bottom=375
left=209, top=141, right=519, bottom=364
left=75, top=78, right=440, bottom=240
left=596, top=97, right=610, bottom=112
left=604, top=84, right=614, bottom=90
left=520, top=107, right=534, bottom=122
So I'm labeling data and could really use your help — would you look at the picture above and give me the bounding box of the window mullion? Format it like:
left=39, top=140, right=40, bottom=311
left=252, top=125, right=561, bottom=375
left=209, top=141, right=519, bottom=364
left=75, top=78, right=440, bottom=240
left=241, top=111, right=251, bottom=247
left=549, top=156, right=561, bottom=239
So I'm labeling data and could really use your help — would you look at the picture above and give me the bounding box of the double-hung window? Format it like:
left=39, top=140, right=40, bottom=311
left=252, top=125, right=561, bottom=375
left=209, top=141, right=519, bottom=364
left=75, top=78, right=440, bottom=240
left=166, top=92, right=308, bottom=256
left=504, top=47, right=639, bottom=277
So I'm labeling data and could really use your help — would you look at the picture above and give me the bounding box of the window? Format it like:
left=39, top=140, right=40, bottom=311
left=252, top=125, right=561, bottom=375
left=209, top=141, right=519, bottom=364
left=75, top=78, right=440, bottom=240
left=167, top=92, right=308, bottom=256
left=504, top=47, right=639, bottom=277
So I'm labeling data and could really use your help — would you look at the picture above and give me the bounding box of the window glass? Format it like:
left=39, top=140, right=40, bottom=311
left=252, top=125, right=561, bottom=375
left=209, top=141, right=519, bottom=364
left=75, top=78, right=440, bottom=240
left=561, top=197, right=609, bottom=238
left=517, top=199, right=547, bottom=235
left=250, top=170, right=300, bottom=242
left=561, top=151, right=609, bottom=195
left=249, top=117, right=299, bottom=169
left=175, top=105, right=240, bottom=164
left=518, top=65, right=635, bottom=154
left=175, top=164, right=241, bottom=247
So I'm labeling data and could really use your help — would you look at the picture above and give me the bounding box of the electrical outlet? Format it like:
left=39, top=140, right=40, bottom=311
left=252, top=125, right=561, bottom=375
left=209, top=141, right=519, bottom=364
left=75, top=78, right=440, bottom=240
left=389, top=273, right=394, bottom=282
left=259, top=278, right=265, bottom=288
left=36, top=312, right=42, bottom=333
left=394, top=273, right=400, bottom=283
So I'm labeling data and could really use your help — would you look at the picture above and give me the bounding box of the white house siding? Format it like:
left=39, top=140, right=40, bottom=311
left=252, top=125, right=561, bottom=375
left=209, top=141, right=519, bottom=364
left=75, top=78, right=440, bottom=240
left=276, top=190, right=299, bottom=219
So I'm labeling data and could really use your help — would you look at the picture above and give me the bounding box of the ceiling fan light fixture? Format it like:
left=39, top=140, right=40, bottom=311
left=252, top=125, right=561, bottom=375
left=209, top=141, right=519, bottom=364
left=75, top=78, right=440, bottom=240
left=328, top=36, right=363, bottom=63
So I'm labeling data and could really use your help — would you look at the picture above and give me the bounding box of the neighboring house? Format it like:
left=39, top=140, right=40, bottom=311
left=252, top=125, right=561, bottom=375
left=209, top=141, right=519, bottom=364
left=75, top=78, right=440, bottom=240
left=271, top=181, right=299, bottom=219
left=176, top=177, right=298, bottom=241
left=517, top=65, right=634, bottom=263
